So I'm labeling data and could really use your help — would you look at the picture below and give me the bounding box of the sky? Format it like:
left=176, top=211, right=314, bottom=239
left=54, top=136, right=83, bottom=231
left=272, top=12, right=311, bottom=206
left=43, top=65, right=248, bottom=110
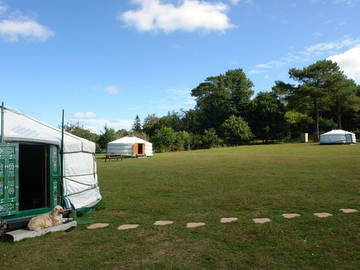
left=1, top=0, right=359, bottom=133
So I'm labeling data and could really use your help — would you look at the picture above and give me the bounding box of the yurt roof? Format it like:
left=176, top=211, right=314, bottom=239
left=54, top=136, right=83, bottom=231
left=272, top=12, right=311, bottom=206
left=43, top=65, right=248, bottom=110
left=2, top=107, right=95, bottom=153
left=108, top=136, right=151, bottom=145
left=320, top=129, right=355, bottom=136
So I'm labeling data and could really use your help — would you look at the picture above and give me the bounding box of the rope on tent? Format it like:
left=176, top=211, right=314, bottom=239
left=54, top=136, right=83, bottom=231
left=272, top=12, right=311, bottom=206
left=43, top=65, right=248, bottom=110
left=63, top=176, right=97, bottom=187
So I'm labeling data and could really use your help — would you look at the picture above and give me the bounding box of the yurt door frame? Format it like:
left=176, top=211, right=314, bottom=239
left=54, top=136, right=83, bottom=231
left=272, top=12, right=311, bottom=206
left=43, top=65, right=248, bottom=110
left=132, top=143, right=145, bottom=156
left=345, top=134, right=352, bottom=143
left=0, top=142, right=61, bottom=219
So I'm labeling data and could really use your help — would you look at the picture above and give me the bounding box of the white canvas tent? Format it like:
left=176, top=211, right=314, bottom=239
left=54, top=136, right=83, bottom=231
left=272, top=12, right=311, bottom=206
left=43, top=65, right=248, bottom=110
left=1, top=106, right=101, bottom=211
left=107, top=136, right=153, bottom=157
left=320, top=129, right=356, bottom=144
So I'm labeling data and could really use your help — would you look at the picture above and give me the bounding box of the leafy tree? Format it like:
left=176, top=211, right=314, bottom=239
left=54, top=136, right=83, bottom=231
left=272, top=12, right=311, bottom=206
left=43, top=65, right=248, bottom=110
left=97, top=126, right=117, bottom=152
left=285, top=111, right=314, bottom=139
left=132, top=115, right=142, bottom=132
left=173, top=131, right=191, bottom=151
left=142, top=114, right=161, bottom=137
left=250, top=92, right=287, bottom=143
left=221, top=115, right=253, bottom=145
left=289, top=60, right=346, bottom=140
left=128, top=131, right=150, bottom=141
left=326, top=77, right=360, bottom=129
left=65, top=123, right=98, bottom=142
left=202, top=128, right=222, bottom=149
left=191, top=69, right=254, bottom=131
left=151, top=127, right=176, bottom=152
left=116, top=129, right=129, bottom=138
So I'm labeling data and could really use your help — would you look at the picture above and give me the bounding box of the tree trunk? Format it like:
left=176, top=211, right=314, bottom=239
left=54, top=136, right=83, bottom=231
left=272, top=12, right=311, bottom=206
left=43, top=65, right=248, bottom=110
left=314, top=98, right=319, bottom=141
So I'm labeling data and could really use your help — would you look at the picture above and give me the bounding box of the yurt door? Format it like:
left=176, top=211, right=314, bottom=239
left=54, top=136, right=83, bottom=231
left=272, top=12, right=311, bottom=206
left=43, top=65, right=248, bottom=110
left=0, top=143, right=19, bottom=217
left=345, top=134, right=352, bottom=143
left=132, top=144, right=138, bottom=156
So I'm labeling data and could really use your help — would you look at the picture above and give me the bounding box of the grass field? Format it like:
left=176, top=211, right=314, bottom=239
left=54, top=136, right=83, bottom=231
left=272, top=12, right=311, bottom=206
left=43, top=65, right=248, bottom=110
left=1, top=143, right=360, bottom=269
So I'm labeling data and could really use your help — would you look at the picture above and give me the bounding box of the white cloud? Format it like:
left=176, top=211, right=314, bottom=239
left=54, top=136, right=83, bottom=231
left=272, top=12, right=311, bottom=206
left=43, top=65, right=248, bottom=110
left=0, top=3, right=54, bottom=42
left=120, top=0, right=234, bottom=33
left=69, top=118, right=133, bottom=133
left=250, top=37, right=360, bottom=74
left=0, top=20, right=54, bottom=42
left=229, top=0, right=240, bottom=5
left=230, top=0, right=253, bottom=5
left=72, top=112, right=97, bottom=119
left=328, top=44, right=360, bottom=81
left=150, top=88, right=196, bottom=111
left=0, top=3, right=7, bottom=15
left=105, top=85, right=119, bottom=95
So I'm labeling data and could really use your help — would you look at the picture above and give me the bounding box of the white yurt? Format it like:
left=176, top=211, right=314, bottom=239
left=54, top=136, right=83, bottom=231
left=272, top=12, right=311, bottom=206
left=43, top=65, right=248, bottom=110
left=0, top=106, right=101, bottom=224
left=320, top=129, right=356, bottom=144
left=107, top=136, right=153, bottom=157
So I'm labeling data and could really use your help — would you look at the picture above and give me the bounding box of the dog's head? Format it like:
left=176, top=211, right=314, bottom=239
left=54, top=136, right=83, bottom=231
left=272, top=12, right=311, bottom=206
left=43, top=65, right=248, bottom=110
left=52, top=205, right=64, bottom=216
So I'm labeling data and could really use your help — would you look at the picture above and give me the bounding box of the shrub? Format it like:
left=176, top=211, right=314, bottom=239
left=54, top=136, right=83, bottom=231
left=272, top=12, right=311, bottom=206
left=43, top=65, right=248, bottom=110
left=221, top=115, right=253, bottom=145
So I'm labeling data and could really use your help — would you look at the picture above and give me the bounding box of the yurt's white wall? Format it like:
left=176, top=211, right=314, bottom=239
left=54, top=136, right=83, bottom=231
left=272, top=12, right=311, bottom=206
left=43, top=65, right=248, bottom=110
left=320, top=129, right=356, bottom=144
left=107, top=136, right=153, bottom=156
left=2, top=107, right=102, bottom=210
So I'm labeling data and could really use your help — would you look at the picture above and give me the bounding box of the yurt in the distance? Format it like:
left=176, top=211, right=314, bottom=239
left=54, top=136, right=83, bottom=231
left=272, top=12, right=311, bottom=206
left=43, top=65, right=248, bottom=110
left=320, top=129, right=356, bottom=144
left=107, top=136, right=153, bottom=157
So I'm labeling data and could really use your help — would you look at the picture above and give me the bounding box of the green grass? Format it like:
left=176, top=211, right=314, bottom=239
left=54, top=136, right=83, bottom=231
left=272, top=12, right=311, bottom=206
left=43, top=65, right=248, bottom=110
left=1, top=143, right=360, bottom=269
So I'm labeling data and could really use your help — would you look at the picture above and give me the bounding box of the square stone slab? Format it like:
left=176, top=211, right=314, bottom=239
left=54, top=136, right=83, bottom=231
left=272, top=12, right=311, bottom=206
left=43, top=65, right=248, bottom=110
left=118, top=224, right=139, bottom=230
left=87, top=223, right=109, bottom=230
left=253, top=218, right=271, bottom=224
left=186, top=222, right=206, bottom=228
left=339, top=208, right=358, bottom=213
left=282, top=213, right=301, bottom=219
left=220, top=217, right=238, bottom=223
left=153, top=220, right=174, bottom=226
left=314, top=212, right=332, bottom=218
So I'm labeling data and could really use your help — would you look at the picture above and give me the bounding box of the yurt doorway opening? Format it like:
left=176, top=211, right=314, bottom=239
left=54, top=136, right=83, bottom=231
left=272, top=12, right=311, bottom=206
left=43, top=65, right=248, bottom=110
left=138, top=144, right=144, bottom=155
left=19, top=144, right=49, bottom=211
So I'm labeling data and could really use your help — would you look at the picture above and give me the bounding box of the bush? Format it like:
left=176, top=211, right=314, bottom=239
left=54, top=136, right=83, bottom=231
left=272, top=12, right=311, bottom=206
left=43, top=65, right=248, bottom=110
left=173, top=131, right=191, bottom=151
left=221, top=115, right=253, bottom=145
left=151, top=127, right=176, bottom=152
left=202, top=128, right=222, bottom=148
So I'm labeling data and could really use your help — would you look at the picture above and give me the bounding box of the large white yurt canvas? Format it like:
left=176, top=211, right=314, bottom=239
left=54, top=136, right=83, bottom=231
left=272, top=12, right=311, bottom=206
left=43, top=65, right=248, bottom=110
left=107, top=136, right=153, bottom=157
left=320, top=129, right=356, bottom=144
left=1, top=106, right=102, bottom=211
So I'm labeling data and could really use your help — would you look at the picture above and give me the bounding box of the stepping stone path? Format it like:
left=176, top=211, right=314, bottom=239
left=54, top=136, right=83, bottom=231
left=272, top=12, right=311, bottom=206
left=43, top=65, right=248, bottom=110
left=153, top=220, right=174, bottom=226
left=314, top=212, right=332, bottom=218
left=253, top=218, right=271, bottom=224
left=118, top=224, right=139, bottom=231
left=220, top=217, right=238, bottom=223
left=87, top=223, right=109, bottom=230
left=186, top=222, right=206, bottom=228
left=339, top=208, right=358, bottom=213
left=282, top=213, right=301, bottom=219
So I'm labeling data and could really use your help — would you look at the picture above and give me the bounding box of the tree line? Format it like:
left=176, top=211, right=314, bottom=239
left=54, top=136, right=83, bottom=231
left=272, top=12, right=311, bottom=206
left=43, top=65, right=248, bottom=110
left=67, top=59, right=360, bottom=152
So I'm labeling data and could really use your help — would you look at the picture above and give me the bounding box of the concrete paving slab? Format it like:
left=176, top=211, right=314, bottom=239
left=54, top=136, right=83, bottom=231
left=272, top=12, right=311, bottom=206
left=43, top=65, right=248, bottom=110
left=314, top=212, right=332, bottom=218
left=339, top=208, right=358, bottom=213
left=220, top=217, right=238, bottom=223
left=87, top=223, right=109, bottom=229
left=186, top=222, right=206, bottom=228
left=6, top=221, right=77, bottom=242
left=253, top=218, right=271, bottom=224
left=118, top=224, right=139, bottom=230
left=282, top=213, right=301, bottom=219
left=153, top=220, right=174, bottom=226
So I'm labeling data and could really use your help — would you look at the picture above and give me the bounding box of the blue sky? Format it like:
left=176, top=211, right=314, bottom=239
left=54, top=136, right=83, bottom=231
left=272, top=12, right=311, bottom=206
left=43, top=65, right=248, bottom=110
left=1, top=0, right=359, bottom=132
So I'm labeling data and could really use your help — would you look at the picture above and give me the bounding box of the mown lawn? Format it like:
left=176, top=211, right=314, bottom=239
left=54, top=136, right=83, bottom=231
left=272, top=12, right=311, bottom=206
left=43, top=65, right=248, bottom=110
left=1, top=143, right=359, bottom=269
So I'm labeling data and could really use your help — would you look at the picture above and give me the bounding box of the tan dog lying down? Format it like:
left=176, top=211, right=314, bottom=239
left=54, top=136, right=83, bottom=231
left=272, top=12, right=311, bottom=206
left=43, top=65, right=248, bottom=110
left=28, top=205, right=71, bottom=231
